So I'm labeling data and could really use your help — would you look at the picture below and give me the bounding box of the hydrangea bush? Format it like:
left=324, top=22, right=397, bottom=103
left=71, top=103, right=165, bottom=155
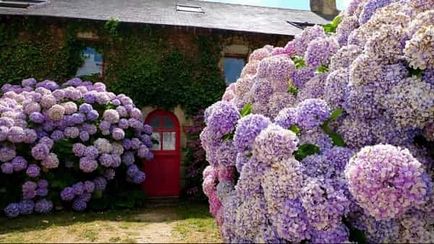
left=201, top=0, right=434, bottom=243
left=0, top=78, right=154, bottom=218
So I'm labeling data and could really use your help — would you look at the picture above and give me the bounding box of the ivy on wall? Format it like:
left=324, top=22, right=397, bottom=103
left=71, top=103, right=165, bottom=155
left=0, top=16, right=226, bottom=117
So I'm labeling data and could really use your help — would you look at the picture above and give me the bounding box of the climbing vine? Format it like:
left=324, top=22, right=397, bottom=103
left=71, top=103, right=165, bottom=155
left=0, top=16, right=226, bottom=117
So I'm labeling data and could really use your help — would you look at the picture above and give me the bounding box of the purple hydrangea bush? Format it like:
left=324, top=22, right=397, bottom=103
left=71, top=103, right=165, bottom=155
left=1, top=78, right=153, bottom=217
left=201, top=0, right=434, bottom=243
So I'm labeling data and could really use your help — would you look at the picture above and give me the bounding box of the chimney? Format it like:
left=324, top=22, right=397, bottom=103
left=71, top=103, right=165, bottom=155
left=310, top=0, right=339, bottom=20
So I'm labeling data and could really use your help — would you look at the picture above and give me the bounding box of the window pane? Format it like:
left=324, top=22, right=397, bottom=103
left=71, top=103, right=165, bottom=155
left=163, top=115, right=174, bottom=129
left=151, top=132, right=161, bottom=150
left=162, top=132, right=176, bottom=150
left=149, top=116, right=160, bottom=129
left=224, top=57, right=245, bottom=85
left=76, top=47, right=103, bottom=77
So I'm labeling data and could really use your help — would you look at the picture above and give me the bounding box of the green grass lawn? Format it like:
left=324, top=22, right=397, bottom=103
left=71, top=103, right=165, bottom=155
left=0, top=202, right=221, bottom=243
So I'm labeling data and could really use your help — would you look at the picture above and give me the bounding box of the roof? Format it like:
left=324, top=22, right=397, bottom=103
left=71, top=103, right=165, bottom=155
left=0, top=0, right=330, bottom=36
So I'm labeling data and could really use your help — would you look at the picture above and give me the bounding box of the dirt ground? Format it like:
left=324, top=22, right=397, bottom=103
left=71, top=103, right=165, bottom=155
left=0, top=204, right=221, bottom=243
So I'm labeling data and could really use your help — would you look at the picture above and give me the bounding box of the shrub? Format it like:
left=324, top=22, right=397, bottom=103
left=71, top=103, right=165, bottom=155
left=201, top=0, right=434, bottom=243
left=0, top=78, right=154, bottom=217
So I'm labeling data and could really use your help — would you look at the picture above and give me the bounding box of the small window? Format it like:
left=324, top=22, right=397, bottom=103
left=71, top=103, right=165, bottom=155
left=76, top=47, right=103, bottom=77
left=176, top=4, right=204, bottom=13
left=224, top=57, right=245, bottom=85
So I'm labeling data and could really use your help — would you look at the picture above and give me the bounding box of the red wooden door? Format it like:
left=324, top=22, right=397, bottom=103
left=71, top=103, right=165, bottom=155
left=143, top=110, right=181, bottom=197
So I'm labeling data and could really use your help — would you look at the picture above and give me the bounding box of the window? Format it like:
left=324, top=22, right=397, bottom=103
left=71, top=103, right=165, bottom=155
left=76, top=47, right=103, bottom=77
left=176, top=4, right=204, bottom=13
left=224, top=57, right=245, bottom=85
left=147, top=113, right=178, bottom=151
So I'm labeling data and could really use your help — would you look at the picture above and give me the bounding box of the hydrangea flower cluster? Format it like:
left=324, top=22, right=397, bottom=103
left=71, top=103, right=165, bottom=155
left=1, top=78, right=153, bottom=217
left=201, top=0, right=434, bottom=243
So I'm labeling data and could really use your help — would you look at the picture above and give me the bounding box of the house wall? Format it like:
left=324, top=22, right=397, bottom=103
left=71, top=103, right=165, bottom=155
left=0, top=16, right=292, bottom=193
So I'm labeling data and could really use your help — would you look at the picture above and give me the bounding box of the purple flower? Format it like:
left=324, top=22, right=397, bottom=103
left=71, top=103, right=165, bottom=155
left=234, top=114, right=271, bottom=153
left=345, top=144, right=432, bottom=220
left=7, top=126, right=25, bottom=143
left=11, top=156, right=27, bottom=172
left=112, top=128, right=125, bottom=141
left=50, top=130, right=64, bottom=141
left=305, top=37, right=340, bottom=68
left=93, top=177, right=107, bottom=191
left=72, top=182, right=84, bottom=195
left=296, top=99, right=331, bottom=130
left=60, top=187, right=76, bottom=201
left=24, top=129, right=38, bottom=143
left=22, top=181, right=37, bottom=200
left=31, top=143, right=49, bottom=160
left=4, top=203, right=20, bottom=218
left=47, top=104, right=65, bottom=121
left=274, top=107, right=298, bottom=129
left=1, top=162, right=14, bottom=174
left=34, top=199, right=53, bottom=214
left=84, top=181, right=95, bottom=193
left=143, top=124, right=153, bottom=135
left=29, top=112, right=45, bottom=123
left=22, top=78, right=37, bottom=87
left=79, top=157, right=98, bottom=173
left=41, top=153, right=59, bottom=169
left=205, top=101, right=240, bottom=138
left=36, top=188, right=48, bottom=197
left=72, top=199, right=87, bottom=212
left=84, top=146, right=99, bottom=159
left=73, top=143, right=86, bottom=157
left=122, top=152, right=135, bottom=166
left=253, top=124, right=299, bottom=165
left=137, top=146, right=150, bottom=159
left=99, top=153, right=114, bottom=167
left=64, top=127, right=80, bottom=139
left=18, top=200, right=34, bottom=215
left=118, top=118, right=129, bottom=129
left=26, top=164, right=40, bottom=178
left=86, top=110, right=99, bottom=121
left=103, top=109, right=120, bottom=123
left=79, top=131, right=90, bottom=142
left=37, top=179, right=49, bottom=189
left=79, top=103, right=93, bottom=113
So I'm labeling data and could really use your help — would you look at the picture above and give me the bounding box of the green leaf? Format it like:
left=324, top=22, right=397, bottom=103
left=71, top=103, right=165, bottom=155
left=289, top=124, right=301, bottom=135
left=291, top=56, right=306, bottom=69
left=240, top=103, right=253, bottom=117
left=409, top=67, right=423, bottom=78
left=315, top=65, right=329, bottom=74
left=222, top=132, right=234, bottom=141
left=288, top=84, right=298, bottom=96
left=321, top=108, right=346, bottom=147
left=294, top=144, right=321, bottom=161
left=330, top=107, right=344, bottom=121
left=322, top=15, right=343, bottom=34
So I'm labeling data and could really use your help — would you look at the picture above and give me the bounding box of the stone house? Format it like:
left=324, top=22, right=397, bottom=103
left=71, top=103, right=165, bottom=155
left=0, top=0, right=336, bottom=197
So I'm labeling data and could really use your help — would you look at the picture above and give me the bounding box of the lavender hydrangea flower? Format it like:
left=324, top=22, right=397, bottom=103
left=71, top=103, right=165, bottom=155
left=84, top=181, right=95, bottom=193
left=26, top=164, right=40, bottom=178
left=253, top=124, right=299, bottom=165
left=34, top=199, right=53, bottom=214
left=345, top=144, right=431, bottom=220
left=41, top=153, right=59, bottom=169
left=79, top=157, right=98, bottom=173
left=60, top=187, right=75, bottom=201
left=1, top=162, right=13, bottom=174
left=274, top=107, right=298, bottom=129
left=205, top=101, right=240, bottom=138
left=296, top=99, right=331, bottom=130
left=103, top=109, right=120, bottom=123
left=47, top=104, right=65, bottom=121
left=93, top=177, right=107, bottom=191
left=233, top=114, right=271, bottom=153
left=112, top=128, right=125, bottom=141
left=18, top=200, right=34, bottom=215
left=72, top=199, right=87, bottom=212
left=11, top=156, right=27, bottom=172
left=22, top=181, right=37, bottom=200
left=4, top=203, right=20, bottom=218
